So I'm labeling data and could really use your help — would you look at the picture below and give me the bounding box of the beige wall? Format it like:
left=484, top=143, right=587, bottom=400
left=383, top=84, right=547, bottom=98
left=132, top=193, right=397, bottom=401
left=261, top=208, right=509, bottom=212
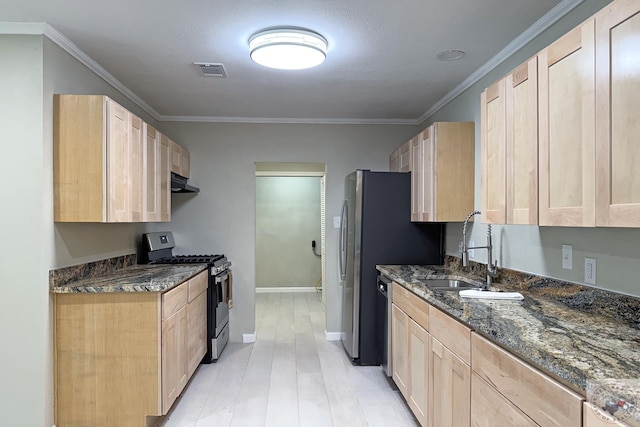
left=255, top=176, right=322, bottom=289
left=0, top=35, right=160, bottom=427
left=157, top=122, right=418, bottom=340
left=425, top=0, right=640, bottom=297
left=0, top=35, right=50, bottom=427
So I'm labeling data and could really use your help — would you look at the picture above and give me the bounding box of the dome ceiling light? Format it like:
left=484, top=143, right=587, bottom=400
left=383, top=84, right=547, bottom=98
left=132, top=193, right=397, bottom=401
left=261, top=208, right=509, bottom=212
left=249, top=28, right=328, bottom=70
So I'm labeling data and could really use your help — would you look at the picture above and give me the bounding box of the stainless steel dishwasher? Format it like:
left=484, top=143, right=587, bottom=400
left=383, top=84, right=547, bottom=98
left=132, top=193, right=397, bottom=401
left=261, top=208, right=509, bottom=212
left=377, top=274, right=393, bottom=377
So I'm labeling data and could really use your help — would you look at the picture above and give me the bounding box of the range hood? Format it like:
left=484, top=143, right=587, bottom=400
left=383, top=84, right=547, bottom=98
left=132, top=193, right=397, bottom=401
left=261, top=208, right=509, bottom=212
left=171, top=172, right=200, bottom=193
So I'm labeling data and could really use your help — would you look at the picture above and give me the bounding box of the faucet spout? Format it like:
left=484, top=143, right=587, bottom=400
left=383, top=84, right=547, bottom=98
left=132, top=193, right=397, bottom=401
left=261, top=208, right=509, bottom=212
left=461, top=210, right=498, bottom=290
left=462, top=210, right=480, bottom=267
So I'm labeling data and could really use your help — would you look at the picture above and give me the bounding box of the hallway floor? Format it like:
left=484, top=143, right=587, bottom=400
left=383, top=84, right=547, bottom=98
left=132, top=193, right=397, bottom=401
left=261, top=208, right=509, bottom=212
left=159, top=291, right=418, bottom=427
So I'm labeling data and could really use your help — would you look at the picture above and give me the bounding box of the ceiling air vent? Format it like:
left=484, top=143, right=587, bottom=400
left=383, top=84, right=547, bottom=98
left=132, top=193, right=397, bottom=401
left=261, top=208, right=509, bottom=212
left=194, top=62, right=227, bottom=77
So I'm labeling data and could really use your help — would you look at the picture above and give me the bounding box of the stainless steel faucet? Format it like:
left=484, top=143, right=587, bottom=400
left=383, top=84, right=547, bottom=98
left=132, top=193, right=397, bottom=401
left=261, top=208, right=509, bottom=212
left=462, top=210, right=498, bottom=289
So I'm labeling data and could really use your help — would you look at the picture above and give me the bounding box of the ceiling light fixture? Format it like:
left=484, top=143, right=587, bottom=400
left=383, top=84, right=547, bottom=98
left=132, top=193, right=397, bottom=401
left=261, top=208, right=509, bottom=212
left=249, top=28, right=327, bottom=70
left=437, top=50, right=466, bottom=61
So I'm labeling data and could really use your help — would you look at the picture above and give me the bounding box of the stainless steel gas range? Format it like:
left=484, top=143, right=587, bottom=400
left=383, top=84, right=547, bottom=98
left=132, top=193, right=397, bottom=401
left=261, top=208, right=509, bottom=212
left=142, top=231, right=231, bottom=362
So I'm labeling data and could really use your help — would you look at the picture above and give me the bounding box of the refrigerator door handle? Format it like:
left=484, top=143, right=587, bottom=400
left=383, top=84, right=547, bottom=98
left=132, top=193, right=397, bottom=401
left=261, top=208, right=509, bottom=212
left=339, top=199, right=348, bottom=281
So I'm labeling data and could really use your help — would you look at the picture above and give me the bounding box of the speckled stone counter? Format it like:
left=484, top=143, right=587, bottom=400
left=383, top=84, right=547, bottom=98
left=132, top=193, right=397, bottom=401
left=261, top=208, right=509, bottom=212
left=51, top=262, right=207, bottom=293
left=377, top=262, right=640, bottom=399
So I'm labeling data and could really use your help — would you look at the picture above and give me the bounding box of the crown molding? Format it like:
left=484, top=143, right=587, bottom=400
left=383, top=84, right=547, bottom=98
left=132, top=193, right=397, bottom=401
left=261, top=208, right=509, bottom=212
left=1, top=21, right=161, bottom=120
left=158, top=114, right=418, bottom=125
left=3, top=0, right=583, bottom=127
left=417, top=0, right=584, bottom=124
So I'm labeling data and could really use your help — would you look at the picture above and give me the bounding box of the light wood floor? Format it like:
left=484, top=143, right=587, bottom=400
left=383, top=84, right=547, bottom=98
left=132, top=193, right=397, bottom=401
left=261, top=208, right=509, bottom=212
left=159, top=291, right=418, bottom=427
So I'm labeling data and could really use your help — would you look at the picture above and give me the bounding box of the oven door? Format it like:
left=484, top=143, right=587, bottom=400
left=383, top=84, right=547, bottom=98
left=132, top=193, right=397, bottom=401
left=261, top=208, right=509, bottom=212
left=214, top=270, right=231, bottom=335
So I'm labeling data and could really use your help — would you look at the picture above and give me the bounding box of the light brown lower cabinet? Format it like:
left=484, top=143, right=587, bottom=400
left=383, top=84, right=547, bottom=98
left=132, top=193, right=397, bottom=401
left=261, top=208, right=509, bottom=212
left=471, top=372, right=537, bottom=427
left=408, top=318, right=430, bottom=427
left=471, top=332, right=583, bottom=427
left=389, top=282, right=588, bottom=427
left=392, top=303, right=410, bottom=397
left=431, top=336, right=471, bottom=427
left=54, top=270, right=208, bottom=427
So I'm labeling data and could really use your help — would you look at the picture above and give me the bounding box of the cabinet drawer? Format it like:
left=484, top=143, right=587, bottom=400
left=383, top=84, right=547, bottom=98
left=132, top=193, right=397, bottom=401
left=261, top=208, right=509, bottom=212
left=471, top=333, right=583, bottom=427
left=392, top=282, right=429, bottom=330
left=188, top=271, right=208, bottom=302
left=162, top=282, right=188, bottom=320
left=471, top=372, right=537, bottom=426
left=429, top=305, right=471, bottom=365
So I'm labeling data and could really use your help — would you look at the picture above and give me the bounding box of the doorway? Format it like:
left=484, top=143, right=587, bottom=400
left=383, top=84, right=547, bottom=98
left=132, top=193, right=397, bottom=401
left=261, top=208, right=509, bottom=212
left=254, top=163, right=327, bottom=305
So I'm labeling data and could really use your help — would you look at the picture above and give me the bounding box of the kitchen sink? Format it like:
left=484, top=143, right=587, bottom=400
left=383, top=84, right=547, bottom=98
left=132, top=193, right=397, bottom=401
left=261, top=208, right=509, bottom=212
left=424, top=279, right=479, bottom=291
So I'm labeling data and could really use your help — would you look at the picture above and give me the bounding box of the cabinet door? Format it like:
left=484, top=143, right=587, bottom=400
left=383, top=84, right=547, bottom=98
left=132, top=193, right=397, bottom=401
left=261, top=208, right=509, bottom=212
left=411, top=134, right=426, bottom=222
left=187, top=290, right=207, bottom=377
left=399, top=139, right=412, bottom=172
left=171, top=140, right=182, bottom=175
left=106, top=99, right=132, bottom=222
left=471, top=372, right=537, bottom=427
left=481, top=79, right=507, bottom=224
left=506, top=58, right=539, bottom=225
left=181, top=146, right=190, bottom=179
left=390, top=149, right=400, bottom=172
left=160, top=134, right=171, bottom=222
left=408, top=318, right=429, bottom=427
left=595, top=0, right=640, bottom=227
left=161, top=305, right=188, bottom=414
left=431, top=337, right=470, bottom=427
left=391, top=303, right=409, bottom=398
left=130, top=115, right=144, bottom=222
left=432, top=122, right=475, bottom=222
left=144, top=125, right=161, bottom=221
left=538, top=20, right=596, bottom=226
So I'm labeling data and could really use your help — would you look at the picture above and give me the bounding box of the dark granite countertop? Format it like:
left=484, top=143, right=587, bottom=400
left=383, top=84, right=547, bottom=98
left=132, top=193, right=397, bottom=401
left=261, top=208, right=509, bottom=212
left=51, top=264, right=208, bottom=293
left=377, top=264, right=640, bottom=399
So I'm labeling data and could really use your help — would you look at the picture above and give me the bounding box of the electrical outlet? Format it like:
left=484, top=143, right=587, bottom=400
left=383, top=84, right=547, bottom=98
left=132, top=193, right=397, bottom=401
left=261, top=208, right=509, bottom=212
left=585, top=258, right=596, bottom=285
left=562, top=245, right=572, bottom=270
left=468, top=240, right=475, bottom=258
left=333, top=216, right=341, bottom=228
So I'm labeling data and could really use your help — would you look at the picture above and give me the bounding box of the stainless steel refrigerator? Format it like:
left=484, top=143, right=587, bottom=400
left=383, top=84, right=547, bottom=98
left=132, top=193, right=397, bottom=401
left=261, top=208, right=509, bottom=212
left=339, top=170, right=444, bottom=365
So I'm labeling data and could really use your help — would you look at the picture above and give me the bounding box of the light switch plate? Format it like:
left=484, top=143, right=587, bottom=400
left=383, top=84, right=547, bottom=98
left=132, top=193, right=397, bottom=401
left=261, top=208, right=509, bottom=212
left=585, top=258, right=596, bottom=285
left=333, top=216, right=341, bottom=228
left=468, top=241, right=475, bottom=258
left=562, top=245, right=572, bottom=270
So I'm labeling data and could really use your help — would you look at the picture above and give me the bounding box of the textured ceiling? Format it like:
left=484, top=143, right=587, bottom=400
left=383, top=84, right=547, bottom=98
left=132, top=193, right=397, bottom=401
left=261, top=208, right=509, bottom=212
left=0, top=0, right=568, bottom=123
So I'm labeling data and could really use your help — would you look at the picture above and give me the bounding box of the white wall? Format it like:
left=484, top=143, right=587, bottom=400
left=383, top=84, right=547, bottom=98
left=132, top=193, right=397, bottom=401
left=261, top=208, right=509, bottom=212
left=255, top=176, right=322, bottom=288
left=157, top=122, right=418, bottom=339
left=427, top=0, right=640, bottom=297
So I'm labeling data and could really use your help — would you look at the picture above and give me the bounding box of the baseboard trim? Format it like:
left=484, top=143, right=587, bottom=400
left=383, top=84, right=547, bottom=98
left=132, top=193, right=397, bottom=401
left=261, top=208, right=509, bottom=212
left=243, top=333, right=256, bottom=343
left=325, top=331, right=342, bottom=341
left=255, top=287, right=318, bottom=293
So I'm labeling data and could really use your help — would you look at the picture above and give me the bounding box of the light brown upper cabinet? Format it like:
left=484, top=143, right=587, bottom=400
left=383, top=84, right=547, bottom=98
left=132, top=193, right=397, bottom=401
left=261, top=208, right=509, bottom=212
left=54, top=95, right=141, bottom=222
left=399, top=139, right=412, bottom=172
left=595, top=0, right=640, bottom=227
left=411, top=122, right=475, bottom=222
left=482, top=58, right=539, bottom=226
left=170, top=140, right=190, bottom=179
left=144, top=126, right=162, bottom=222
left=54, top=94, right=172, bottom=223
left=130, top=115, right=145, bottom=222
left=389, top=148, right=400, bottom=172
left=143, top=128, right=171, bottom=222
left=507, top=58, right=539, bottom=225
left=160, top=135, right=171, bottom=222
left=410, top=134, right=423, bottom=220
left=480, top=80, right=507, bottom=224
left=538, top=20, right=596, bottom=226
